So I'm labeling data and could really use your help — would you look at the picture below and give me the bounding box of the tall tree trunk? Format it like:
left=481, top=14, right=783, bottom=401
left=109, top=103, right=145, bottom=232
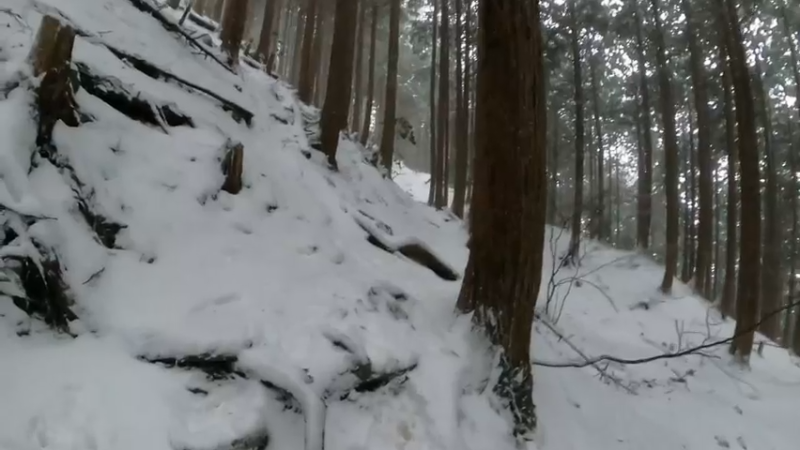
left=435, top=0, right=451, bottom=208
left=379, top=0, right=401, bottom=176
left=548, top=106, right=560, bottom=225
left=787, top=119, right=798, bottom=348
left=220, top=0, right=249, bottom=68
left=713, top=161, right=723, bottom=300
left=428, top=0, right=439, bottom=206
left=651, top=0, right=679, bottom=294
left=719, top=0, right=761, bottom=364
left=753, top=58, right=782, bottom=340
left=257, top=0, right=280, bottom=63
left=291, top=2, right=306, bottom=83
left=318, top=0, right=359, bottom=170
left=298, top=0, right=319, bottom=103
left=452, top=0, right=469, bottom=218
left=590, top=50, right=605, bottom=241
left=719, top=30, right=737, bottom=319
left=633, top=0, right=653, bottom=250
left=683, top=0, right=713, bottom=298
left=360, top=3, right=378, bottom=147
left=457, top=0, right=545, bottom=438
left=566, top=0, right=584, bottom=264
left=351, top=1, right=366, bottom=133
left=311, top=7, right=328, bottom=105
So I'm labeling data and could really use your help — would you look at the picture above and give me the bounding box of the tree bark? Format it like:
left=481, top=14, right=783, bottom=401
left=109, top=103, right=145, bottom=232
left=379, top=0, right=401, bottom=176
left=360, top=3, right=378, bottom=147
left=719, top=0, right=760, bottom=364
left=650, top=0, right=679, bottom=294
left=435, top=0, right=451, bottom=208
left=719, top=29, right=737, bottom=320
left=753, top=58, right=782, bottom=341
left=318, top=0, right=359, bottom=170
left=682, top=0, right=713, bottom=298
left=351, top=1, right=366, bottom=133
left=220, top=0, right=249, bottom=68
left=590, top=50, right=605, bottom=241
left=457, top=0, right=545, bottom=438
left=257, top=0, right=280, bottom=63
left=428, top=0, right=439, bottom=206
left=452, top=0, right=469, bottom=218
left=566, top=0, right=584, bottom=264
left=297, top=0, right=319, bottom=103
left=633, top=0, right=653, bottom=250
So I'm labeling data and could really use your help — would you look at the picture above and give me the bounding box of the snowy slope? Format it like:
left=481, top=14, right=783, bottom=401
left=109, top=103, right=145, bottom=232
left=1, top=1, right=799, bottom=450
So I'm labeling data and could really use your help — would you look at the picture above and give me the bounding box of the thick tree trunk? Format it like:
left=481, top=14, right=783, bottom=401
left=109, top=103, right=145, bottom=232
left=379, top=0, right=401, bottom=176
left=566, top=0, right=584, bottom=263
left=719, top=0, right=760, bottom=364
left=360, top=4, right=378, bottom=147
left=220, top=0, right=249, bottom=68
left=452, top=0, right=469, bottom=218
left=787, top=120, right=798, bottom=348
left=310, top=7, right=328, bottom=105
left=318, top=0, right=358, bottom=169
left=435, top=0, right=451, bottom=208
left=428, top=0, right=439, bottom=206
left=633, top=0, right=653, bottom=250
left=457, top=0, right=545, bottom=438
left=297, top=0, right=319, bottom=103
left=651, top=0, right=679, bottom=294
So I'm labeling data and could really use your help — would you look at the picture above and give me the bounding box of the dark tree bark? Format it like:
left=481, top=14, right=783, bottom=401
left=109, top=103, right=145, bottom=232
left=360, top=3, right=378, bottom=147
left=257, top=0, right=281, bottom=64
left=318, top=0, right=359, bottom=169
left=753, top=58, right=782, bottom=341
left=787, top=119, right=798, bottom=349
left=435, top=0, right=451, bottom=208
left=633, top=0, right=653, bottom=250
left=220, top=0, right=249, bottom=68
left=351, top=1, right=366, bottom=133
left=379, top=0, right=401, bottom=176
left=452, top=0, right=469, bottom=218
left=590, top=50, right=605, bottom=241
left=566, top=0, right=584, bottom=264
left=457, top=0, right=545, bottom=438
left=650, top=0, right=679, bottom=294
left=310, top=6, right=328, bottom=105
left=298, top=0, right=319, bottom=103
left=781, top=4, right=800, bottom=353
left=682, top=0, right=713, bottom=299
left=719, top=29, right=737, bottom=320
left=428, top=0, right=439, bottom=206
left=718, top=0, right=760, bottom=364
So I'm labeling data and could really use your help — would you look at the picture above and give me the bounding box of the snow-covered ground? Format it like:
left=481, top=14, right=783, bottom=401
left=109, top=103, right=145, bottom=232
left=1, top=1, right=798, bottom=450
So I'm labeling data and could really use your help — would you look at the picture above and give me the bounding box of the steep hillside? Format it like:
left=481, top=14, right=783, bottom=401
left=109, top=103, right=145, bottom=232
left=1, top=2, right=799, bottom=450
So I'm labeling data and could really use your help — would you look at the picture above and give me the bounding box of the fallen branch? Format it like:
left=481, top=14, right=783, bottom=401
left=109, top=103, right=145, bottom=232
left=533, top=299, right=800, bottom=369
left=535, top=314, right=637, bottom=394
left=125, top=0, right=235, bottom=75
left=100, top=45, right=253, bottom=125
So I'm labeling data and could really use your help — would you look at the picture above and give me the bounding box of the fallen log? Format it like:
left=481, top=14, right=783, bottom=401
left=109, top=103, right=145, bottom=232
left=75, top=62, right=195, bottom=130
left=103, top=45, right=253, bottom=125
left=125, top=0, right=235, bottom=75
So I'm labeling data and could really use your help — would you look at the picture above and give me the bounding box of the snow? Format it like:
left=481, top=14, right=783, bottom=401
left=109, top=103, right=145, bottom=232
left=1, top=1, right=799, bottom=450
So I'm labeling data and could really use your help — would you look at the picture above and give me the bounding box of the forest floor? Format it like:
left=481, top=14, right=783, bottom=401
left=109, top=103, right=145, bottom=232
left=1, top=1, right=799, bottom=450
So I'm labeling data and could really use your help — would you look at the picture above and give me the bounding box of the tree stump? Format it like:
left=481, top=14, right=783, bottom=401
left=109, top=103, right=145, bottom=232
left=29, top=15, right=78, bottom=147
left=221, top=142, right=245, bottom=194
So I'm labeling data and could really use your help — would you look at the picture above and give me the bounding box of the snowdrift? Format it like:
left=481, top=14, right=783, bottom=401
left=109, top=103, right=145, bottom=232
left=1, top=1, right=798, bottom=450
